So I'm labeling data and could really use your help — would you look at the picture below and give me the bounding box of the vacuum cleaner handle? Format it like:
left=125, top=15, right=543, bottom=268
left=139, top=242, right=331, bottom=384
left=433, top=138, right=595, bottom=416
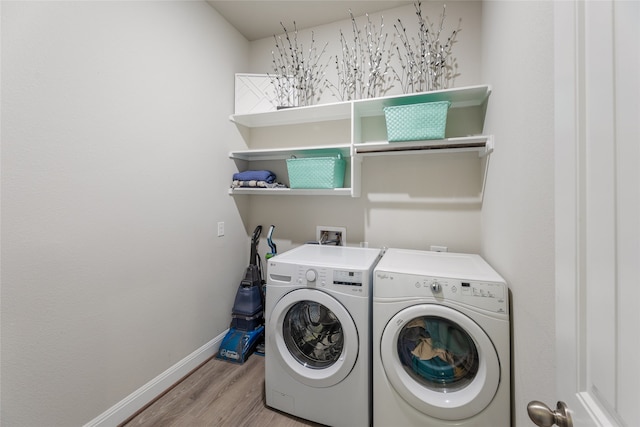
left=267, top=225, right=277, bottom=257
left=252, top=225, right=262, bottom=243
left=250, top=225, right=262, bottom=265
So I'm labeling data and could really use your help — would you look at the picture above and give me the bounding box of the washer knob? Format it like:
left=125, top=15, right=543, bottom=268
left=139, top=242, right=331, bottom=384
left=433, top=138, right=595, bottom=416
left=431, top=281, right=442, bottom=293
left=305, top=269, right=317, bottom=282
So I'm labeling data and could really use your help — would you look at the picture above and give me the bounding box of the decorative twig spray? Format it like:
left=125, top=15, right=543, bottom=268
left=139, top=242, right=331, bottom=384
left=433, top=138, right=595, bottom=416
left=332, top=10, right=393, bottom=101
left=269, top=22, right=330, bottom=107
left=393, top=2, right=460, bottom=93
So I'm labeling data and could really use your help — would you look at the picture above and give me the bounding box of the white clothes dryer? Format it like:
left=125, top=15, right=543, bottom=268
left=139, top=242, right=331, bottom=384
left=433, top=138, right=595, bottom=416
left=373, top=248, right=510, bottom=427
left=265, top=244, right=381, bottom=427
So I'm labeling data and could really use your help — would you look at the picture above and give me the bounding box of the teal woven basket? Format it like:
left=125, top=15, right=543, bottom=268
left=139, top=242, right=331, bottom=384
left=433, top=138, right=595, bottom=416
left=383, top=101, right=451, bottom=142
left=286, top=154, right=346, bottom=189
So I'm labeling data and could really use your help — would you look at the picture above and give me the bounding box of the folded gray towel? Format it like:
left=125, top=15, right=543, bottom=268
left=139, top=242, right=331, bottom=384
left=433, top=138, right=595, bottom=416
left=231, top=180, right=287, bottom=189
left=232, top=170, right=276, bottom=183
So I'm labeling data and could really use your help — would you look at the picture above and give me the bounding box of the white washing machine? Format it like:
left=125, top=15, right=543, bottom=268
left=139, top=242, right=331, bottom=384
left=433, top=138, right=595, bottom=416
left=265, top=244, right=382, bottom=427
left=373, top=248, right=510, bottom=427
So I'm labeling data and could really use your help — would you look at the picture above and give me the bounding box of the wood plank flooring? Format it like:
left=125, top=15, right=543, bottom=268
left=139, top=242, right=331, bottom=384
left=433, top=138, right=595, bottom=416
left=121, top=354, right=324, bottom=427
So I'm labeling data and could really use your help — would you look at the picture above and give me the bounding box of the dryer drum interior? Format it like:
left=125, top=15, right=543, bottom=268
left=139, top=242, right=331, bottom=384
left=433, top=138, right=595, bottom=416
left=398, top=315, right=479, bottom=392
left=380, top=302, right=501, bottom=421
left=283, top=300, right=344, bottom=368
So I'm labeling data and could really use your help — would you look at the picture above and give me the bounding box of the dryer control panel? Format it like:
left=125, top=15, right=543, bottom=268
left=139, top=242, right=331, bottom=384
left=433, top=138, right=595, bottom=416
left=375, top=271, right=508, bottom=315
left=427, top=278, right=505, bottom=300
left=459, top=281, right=502, bottom=298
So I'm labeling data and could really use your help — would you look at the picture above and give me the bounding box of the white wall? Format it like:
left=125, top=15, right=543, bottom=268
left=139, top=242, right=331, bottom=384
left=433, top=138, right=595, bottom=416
left=480, top=2, right=556, bottom=426
left=248, top=2, right=483, bottom=102
left=1, top=2, right=250, bottom=425
left=243, top=1, right=486, bottom=255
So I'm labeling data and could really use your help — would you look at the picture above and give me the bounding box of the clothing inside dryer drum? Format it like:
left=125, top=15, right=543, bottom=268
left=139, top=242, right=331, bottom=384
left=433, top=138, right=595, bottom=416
left=397, top=316, right=480, bottom=392
left=283, top=300, right=344, bottom=369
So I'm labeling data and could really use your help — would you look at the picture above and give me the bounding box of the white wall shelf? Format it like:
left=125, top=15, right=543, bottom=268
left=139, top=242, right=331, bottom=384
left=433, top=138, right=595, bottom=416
left=228, top=187, right=353, bottom=196
left=230, top=101, right=352, bottom=128
left=228, top=85, right=493, bottom=198
left=229, top=144, right=351, bottom=161
left=353, top=85, right=491, bottom=117
left=354, top=136, right=494, bottom=157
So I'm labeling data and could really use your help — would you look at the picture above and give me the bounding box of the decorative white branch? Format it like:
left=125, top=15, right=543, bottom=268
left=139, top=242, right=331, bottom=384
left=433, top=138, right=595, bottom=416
left=332, top=10, right=393, bottom=101
left=269, top=22, right=330, bottom=107
left=393, top=2, right=461, bottom=93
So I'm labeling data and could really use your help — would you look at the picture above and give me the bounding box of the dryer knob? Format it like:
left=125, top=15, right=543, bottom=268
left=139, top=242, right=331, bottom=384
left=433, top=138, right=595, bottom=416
left=305, top=269, right=317, bottom=282
left=431, top=281, right=442, bottom=293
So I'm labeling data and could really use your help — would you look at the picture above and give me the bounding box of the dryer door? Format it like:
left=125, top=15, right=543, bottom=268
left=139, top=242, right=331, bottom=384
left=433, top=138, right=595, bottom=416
left=380, top=304, right=500, bottom=421
left=269, top=288, right=358, bottom=388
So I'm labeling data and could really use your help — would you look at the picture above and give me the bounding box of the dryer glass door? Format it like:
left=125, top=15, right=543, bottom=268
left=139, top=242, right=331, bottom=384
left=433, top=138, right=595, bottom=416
left=381, top=304, right=500, bottom=421
left=270, top=288, right=358, bottom=388
left=398, top=315, right=479, bottom=392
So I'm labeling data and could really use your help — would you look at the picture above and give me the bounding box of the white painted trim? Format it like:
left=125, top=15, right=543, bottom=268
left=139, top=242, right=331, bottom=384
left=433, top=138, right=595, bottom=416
left=84, top=330, right=228, bottom=427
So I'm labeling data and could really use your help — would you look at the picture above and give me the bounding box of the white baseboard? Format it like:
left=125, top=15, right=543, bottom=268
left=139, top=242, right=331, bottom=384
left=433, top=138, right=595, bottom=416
left=84, top=330, right=228, bottom=427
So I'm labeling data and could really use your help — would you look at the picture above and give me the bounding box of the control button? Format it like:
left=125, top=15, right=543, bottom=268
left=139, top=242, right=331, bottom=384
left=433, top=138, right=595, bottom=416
left=431, top=281, right=442, bottom=293
left=451, top=286, right=457, bottom=293
left=306, top=270, right=317, bottom=282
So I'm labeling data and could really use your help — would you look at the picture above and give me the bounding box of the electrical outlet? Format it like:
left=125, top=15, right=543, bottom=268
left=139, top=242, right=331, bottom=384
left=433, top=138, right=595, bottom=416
left=217, top=222, right=225, bottom=237
left=316, top=226, right=346, bottom=246
left=430, top=245, right=448, bottom=252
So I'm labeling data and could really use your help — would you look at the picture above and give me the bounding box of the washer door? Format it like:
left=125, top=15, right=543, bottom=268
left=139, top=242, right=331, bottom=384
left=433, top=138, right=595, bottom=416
left=380, top=304, right=500, bottom=421
left=269, top=288, right=358, bottom=388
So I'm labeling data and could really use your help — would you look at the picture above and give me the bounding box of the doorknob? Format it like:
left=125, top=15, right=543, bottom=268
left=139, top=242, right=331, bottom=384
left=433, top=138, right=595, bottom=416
left=527, top=400, right=573, bottom=427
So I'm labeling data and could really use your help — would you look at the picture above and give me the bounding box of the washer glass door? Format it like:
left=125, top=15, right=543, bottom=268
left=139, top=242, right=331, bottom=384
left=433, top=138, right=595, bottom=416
left=270, top=288, right=358, bottom=388
left=381, top=304, right=500, bottom=421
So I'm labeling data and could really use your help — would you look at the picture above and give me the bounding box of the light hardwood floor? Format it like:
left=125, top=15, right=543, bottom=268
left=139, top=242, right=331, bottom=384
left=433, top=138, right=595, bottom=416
left=121, top=354, right=324, bottom=427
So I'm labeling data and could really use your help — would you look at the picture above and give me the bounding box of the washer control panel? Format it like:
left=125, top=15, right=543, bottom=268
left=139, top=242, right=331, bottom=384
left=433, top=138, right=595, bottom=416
left=292, top=265, right=368, bottom=294
left=333, top=270, right=364, bottom=286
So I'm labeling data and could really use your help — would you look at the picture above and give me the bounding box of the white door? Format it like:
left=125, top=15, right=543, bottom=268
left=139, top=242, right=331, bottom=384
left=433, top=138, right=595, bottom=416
left=537, top=1, right=640, bottom=426
left=268, top=288, right=359, bottom=388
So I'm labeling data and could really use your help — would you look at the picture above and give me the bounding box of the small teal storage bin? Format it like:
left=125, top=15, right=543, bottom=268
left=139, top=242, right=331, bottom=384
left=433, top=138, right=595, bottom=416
left=286, top=154, right=346, bottom=189
left=383, top=101, right=451, bottom=142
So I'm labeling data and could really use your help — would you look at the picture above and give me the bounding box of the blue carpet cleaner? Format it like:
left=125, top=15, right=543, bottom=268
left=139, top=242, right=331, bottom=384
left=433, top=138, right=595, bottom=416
left=216, top=225, right=266, bottom=364
left=254, top=225, right=276, bottom=357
